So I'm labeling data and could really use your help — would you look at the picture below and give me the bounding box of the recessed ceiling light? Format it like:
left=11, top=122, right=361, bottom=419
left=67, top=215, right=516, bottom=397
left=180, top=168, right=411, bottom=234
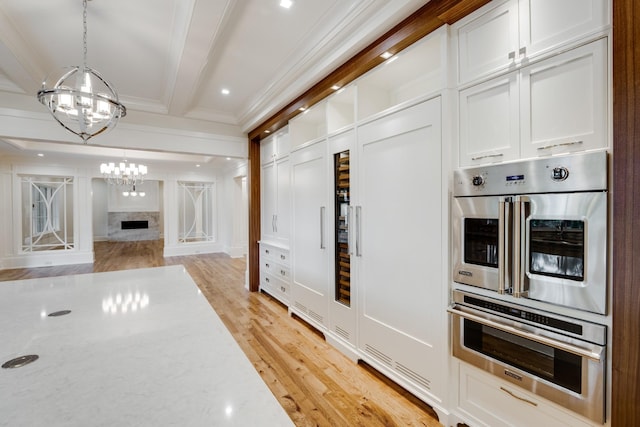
left=331, top=85, right=341, bottom=91
left=380, top=51, right=393, bottom=60
left=299, top=107, right=306, bottom=112
left=37, top=153, right=44, bottom=157
left=196, top=164, right=201, bottom=168
left=280, top=0, right=293, bottom=9
left=226, top=157, right=231, bottom=161
left=265, top=130, right=271, bottom=134
left=221, top=88, right=230, bottom=95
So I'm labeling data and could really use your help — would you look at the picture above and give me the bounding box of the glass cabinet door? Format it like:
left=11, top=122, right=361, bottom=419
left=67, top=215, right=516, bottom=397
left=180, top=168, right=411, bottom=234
left=334, top=150, right=350, bottom=306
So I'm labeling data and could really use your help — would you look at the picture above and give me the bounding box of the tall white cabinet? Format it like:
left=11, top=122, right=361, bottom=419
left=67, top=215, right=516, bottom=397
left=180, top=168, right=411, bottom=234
left=285, top=28, right=450, bottom=418
left=290, top=139, right=329, bottom=330
left=260, top=129, right=292, bottom=305
left=356, top=97, right=445, bottom=406
left=450, top=1, right=611, bottom=426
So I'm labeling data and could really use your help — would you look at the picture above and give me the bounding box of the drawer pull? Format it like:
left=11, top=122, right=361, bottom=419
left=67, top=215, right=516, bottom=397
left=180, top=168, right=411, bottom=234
left=265, top=263, right=270, bottom=268
left=500, top=387, right=537, bottom=407
left=537, top=140, right=583, bottom=151
left=265, top=249, right=270, bottom=254
left=280, top=254, right=286, bottom=260
left=265, top=277, right=270, bottom=283
left=280, top=270, right=286, bottom=276
left=280, top=286, right=286, bottom=293
left=471, top=153, right=504, bottom=161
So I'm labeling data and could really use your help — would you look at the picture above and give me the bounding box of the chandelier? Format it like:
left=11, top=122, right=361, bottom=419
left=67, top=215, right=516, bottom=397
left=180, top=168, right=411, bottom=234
left=37, top=0, right=126, bottom=143
left=100, top=161, right=147, bottom=197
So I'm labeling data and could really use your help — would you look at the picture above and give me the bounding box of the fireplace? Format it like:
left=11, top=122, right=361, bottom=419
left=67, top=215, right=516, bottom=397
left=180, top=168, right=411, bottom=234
left=108, top=212, right=159, bottom=241
left=121, top=220, right=149, bottom=230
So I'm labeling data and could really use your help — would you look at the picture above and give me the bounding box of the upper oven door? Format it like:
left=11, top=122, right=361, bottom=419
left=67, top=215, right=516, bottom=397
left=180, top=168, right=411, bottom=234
left=452, top=195, right=507, bottom=293
left=517, top=191, right=607, bottom=314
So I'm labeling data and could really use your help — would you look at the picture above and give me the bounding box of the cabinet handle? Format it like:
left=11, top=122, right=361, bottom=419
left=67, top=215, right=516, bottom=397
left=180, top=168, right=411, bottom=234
left=320, top=206, right=326, bottom=249
left=280, top=269, right=286, bottom=276
left=265, top=263, right=270, bottom=268
left=508, top=51, right=516, bottom=60
left=274, top=214, right=278, bottom=233
left=536, top=140, right=583, bottom=151
left=500, top=387, right=538, bottom=407
left=272, top=214, right=276, bottom=232
left=355, top=206, right=362, bottom=257
left=348, top=206, right=354, bottom=255
left=280, top=286, right=286, bottom=293
left=448, top=307, right=603, bottom=361
left=471, top=153, right=504, bottom=161
left=265, top=277, right=270, bottom=283
left=280, top=254, right=286, bottom=260
left=519, top=46, right=527, bottom=56
left=265, top=249, right=270, bottom=254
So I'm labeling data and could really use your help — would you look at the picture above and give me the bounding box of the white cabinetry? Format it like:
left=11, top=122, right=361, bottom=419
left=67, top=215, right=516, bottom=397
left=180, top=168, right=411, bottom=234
left=261, top=129, right=290, bottom=245
left=459, top=38, right=607, bottom=165
left=457, top=363, right=597, bottom=427
left=357, top=97, right=446, bottom=406
left=290, top=139, right=329, bottom=330
left=456, top=0, right=609, bottom=85
left=259, top=243, right=291, bottom=305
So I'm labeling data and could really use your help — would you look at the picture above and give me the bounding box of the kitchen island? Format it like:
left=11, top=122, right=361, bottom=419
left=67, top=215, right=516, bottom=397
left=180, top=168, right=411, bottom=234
left=0, top=265, right=293, bottom=427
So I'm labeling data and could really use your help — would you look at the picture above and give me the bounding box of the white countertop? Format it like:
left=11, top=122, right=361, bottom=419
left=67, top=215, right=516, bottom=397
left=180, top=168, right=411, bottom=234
left=0, top=265, right=293, bottom=427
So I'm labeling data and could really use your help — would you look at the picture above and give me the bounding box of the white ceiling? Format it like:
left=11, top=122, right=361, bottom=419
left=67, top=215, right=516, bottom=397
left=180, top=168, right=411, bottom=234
left=0, top=0, right=425, bottom=171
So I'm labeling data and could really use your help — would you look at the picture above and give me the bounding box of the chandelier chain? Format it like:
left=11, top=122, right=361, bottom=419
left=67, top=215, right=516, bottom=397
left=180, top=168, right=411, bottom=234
left=82, top=0, right=88, bottom=70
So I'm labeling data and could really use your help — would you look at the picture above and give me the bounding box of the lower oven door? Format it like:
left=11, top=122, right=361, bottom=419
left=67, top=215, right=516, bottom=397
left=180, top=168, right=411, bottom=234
left=449, top=305, right=606, bottom=423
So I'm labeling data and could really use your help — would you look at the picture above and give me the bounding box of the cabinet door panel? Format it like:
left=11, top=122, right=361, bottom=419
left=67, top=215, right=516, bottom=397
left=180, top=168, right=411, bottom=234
left=522, top=0, right=609, bottom=58
left=457, top=0, right=518, bottom=84
left=261, top=162, right=276, bottom=241
left=520, top=39, right=607, bottom=158
left=291, top=141, right=328, bottom=328
left=459, top=72, right=520, bottom=166
left=275, top=157, right=290, bottom=243
left=357, top=98, right=445, bottom=400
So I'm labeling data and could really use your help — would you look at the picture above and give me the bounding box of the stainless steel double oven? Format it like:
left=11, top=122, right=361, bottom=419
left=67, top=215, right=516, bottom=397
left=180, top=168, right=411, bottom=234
left=449, top=151, right=608, bottom=423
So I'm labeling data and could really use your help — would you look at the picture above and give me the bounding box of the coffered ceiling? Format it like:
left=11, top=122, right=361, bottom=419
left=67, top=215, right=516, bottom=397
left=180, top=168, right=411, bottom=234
left=0, top=0, right=425, bottom=169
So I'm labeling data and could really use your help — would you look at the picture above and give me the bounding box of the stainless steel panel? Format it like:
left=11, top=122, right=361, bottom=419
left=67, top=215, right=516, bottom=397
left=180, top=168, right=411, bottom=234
left=450, top=301, right=606, bottom=423
left=453, top=150, right=607, bottom=197
left=525, top=192, right=608, bottom=314
left=452, top=196, right=502, bottom=292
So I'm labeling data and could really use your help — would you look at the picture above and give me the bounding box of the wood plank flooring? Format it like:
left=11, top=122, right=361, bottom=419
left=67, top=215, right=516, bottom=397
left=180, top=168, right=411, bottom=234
left=0, top=240, right=442, bottom=427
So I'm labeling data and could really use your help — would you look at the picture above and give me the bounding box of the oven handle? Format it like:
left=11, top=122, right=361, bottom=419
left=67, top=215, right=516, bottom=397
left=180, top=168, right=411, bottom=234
left=447, top=307, right=603, bottom=362
left=498, top=197, right=508, bottom=294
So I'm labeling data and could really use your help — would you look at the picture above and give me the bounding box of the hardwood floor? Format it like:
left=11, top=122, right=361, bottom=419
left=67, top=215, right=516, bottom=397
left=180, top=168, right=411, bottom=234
left=0, top=240, right=442, bottom=427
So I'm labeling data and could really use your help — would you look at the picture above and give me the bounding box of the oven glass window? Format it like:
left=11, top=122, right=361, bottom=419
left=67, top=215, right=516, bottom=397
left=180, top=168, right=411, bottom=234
left=464, top=319, right=581, bottom=393
left=464, top=218, right=499, bottom=267
left=529, top=219, right=584, bottom=281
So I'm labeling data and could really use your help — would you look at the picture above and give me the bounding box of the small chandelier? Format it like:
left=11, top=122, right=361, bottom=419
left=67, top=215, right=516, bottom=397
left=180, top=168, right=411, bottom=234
left=37, top=0, right=126, bottom=143
left=100, top=161, right=147, bottom=197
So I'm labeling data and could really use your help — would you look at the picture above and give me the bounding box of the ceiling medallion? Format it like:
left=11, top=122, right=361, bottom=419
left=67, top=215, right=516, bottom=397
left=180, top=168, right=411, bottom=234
left=37, top=0, right=126, bottom=143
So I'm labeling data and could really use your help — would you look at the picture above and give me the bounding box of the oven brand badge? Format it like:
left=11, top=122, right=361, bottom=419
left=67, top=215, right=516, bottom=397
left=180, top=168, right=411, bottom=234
left=504, top=369, right=523, bottom=382
left=458, top=270, right=473, bottom=277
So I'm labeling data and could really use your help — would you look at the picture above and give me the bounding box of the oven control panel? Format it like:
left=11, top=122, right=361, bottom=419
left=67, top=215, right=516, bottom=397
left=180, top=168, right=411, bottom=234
left=453, top=151, right=607, bottom=197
